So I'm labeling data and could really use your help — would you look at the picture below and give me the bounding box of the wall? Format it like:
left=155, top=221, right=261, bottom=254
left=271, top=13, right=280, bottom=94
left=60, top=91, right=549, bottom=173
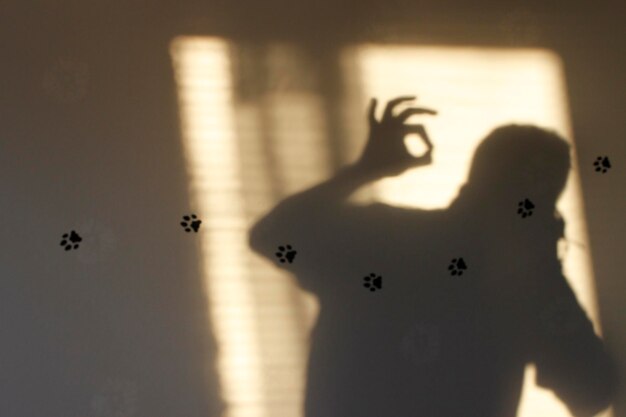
left=0, top=1, right=623, bottom=416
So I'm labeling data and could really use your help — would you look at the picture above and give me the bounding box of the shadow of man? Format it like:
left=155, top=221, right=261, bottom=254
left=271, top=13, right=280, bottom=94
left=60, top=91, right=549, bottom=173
left=249, top=96, right=617, bottom=417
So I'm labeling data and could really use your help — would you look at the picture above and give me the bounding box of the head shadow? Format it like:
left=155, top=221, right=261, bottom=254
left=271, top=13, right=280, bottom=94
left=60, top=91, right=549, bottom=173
left=453, top=124, right=571, bottom=219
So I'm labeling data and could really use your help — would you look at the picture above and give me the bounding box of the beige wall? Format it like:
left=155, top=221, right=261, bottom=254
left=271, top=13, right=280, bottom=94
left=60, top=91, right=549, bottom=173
left=0, top=1, right=623, bottom=416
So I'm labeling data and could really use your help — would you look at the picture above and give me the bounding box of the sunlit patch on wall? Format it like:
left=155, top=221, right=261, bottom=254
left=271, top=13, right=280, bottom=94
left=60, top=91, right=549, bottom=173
left=170, top=37, right=325, bottom=417
left=171, top=36, right=610, bottom=417
left=170, top=37, right=265, bottom=417
left=341, top=44, right=610, bottom=417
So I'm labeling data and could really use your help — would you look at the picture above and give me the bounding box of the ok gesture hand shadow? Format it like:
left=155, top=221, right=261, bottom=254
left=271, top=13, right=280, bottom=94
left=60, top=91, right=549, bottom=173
left=357, top=96, right=437, bottom=178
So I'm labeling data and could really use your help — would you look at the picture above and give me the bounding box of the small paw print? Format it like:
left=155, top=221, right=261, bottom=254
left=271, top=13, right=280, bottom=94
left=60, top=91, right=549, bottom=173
left=180, top=214, right=202, bottom=232
left=517, top=198, right=535, bottom=218
left=448, top=258, right=467, bottom=276
left=593, top=156, right=611, bottom=173
left=275, top=245, right=297, bottom=263
left=60, top=230, right=82, bottom=251
left=363, top=273, right=382, bottom=291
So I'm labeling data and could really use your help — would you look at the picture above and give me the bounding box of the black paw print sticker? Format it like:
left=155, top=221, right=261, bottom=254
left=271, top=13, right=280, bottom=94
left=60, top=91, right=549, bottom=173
left=60, top=230, right=82, bottom=251
left=593, top=156, right=611, bottom=173
left=363, top=273, right=383, bottom=292
left=448, top=258, right=467, bottom=276
left=180, top=214, right=202, bottom=232
left=517, top=198, right=535, bottom=218
left=275, top=245, right=297, bottom=263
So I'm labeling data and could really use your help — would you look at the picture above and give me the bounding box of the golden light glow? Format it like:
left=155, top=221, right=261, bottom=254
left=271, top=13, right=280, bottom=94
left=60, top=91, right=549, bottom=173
left=171, top=38, right=266, bottom=417
left=171, top=37, right=610, bottom=417
left=171, top=37, right=324, bottom=417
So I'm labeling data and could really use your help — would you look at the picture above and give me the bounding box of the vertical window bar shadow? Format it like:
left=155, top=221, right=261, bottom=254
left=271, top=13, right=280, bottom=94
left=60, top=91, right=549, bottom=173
left=234, top=41, right=310, bottom=417
left=221, top=40, right=331, bottom=417
left=253, top=42, right=331, bottom=417
left=262, top=41, right=325, bottom=340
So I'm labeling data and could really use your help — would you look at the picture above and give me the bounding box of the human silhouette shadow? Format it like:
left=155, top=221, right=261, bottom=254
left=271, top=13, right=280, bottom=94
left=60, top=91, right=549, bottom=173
left=249, top=97, right=617, bottom=417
